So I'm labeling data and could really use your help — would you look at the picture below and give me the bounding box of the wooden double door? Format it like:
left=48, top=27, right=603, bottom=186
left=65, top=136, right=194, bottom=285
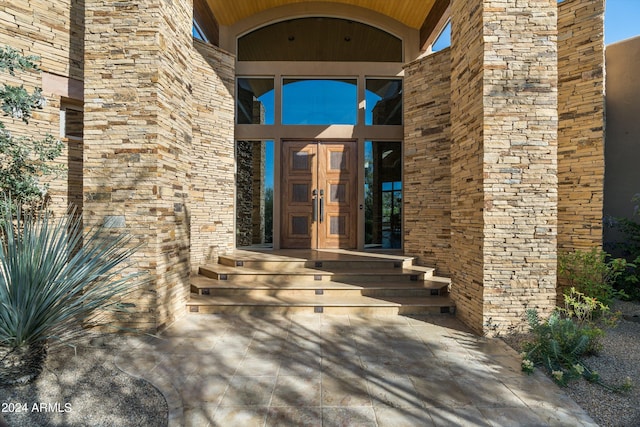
left=281, top=141, right=358, bottom=249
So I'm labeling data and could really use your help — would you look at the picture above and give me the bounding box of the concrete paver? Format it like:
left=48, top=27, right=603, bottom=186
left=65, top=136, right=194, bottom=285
left=116, top=314, right=597, bottom=427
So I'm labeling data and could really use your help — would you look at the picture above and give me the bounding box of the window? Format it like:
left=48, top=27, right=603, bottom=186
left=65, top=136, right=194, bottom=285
left=236, top=140, right=274, bottom=246
left=366, top=79, right=402, bottom=125
left=431, top=21, right=451, bottom=53
left=237, top=78, right=274, bottom=125
left=365, top=141, right=402, bottom=249
left=192, top=19, right=208, bottom=42
left=238, top=18, right=402, bottom=62
left=60, top=103, right=83, bottom=139
left=282, top=79, right=357, bottom=125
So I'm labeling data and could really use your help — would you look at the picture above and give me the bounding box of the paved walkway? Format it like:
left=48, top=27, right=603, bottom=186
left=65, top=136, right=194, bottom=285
left=115, top=314, right=597, bottom=427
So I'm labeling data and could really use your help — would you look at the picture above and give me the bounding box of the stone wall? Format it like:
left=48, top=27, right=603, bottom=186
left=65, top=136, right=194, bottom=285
left=154, top=0, right=194, bottom=328
left=557, top=0, right=605, bottom=252
left=450, top=0, right=558, bottom=334
left=190, top=41, right=235, bottom=269
left=403, top=48, right=452, bottom=275
left=84, top=0, right=195, bottom=330
left=449, top=0, right=487, bottom=332
left=0, top=0, right=85, bottom=213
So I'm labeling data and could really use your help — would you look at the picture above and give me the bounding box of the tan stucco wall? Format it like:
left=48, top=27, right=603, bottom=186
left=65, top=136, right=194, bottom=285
left=604, top=36, right=640, bottom=252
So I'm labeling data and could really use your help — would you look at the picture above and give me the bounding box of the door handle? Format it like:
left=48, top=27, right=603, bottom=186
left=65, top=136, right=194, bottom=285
left=312, top=189, right=318, bottom=222
left=319, top=189, right=324, bottom=223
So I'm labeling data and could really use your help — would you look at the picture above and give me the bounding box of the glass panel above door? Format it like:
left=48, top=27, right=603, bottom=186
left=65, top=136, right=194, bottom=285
left=282, top=79, right=357, bottom=125
left=366, top=79, right=402, bottom=125
left=237, top=78, right=274, bottom=124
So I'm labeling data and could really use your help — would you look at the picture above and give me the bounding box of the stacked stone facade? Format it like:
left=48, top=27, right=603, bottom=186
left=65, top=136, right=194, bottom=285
left=403, top=49, right=452, bottom=276
left=450, top=0, right=559, bottom=333
left=0, top=0, right=85, bottom=213
left=557, top=0, right=605, bottom=251
left=190, top=41, right=235, bottom=269
left=83, top=1, right=234, bottom=330
left=0, top=0, right=605, bottom=333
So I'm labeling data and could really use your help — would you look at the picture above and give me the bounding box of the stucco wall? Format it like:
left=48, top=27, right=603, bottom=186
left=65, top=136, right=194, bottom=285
left=403, top=49, right=452, bottom=276
left=604, top=36, right=640, bottom=253
left=557, top=0, right=606, bottom=252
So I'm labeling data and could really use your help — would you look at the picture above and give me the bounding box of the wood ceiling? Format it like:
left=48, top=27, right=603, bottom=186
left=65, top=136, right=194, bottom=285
left=205, top=0, right=438, bottom=29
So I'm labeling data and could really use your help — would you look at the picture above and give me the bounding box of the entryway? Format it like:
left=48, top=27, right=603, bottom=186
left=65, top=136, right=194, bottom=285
left=280, top=141, right=357, bottom=249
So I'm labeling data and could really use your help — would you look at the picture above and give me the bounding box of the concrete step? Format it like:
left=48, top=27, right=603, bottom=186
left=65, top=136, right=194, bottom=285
left=218, top=249, right=415, bottom=271
left=186, top=293, right=456, bottom=315
left=190, top=275, right=450, bottom=298
left=187, top=249, right=454, bottom=317
left=198, top=264, right=433, bottom=284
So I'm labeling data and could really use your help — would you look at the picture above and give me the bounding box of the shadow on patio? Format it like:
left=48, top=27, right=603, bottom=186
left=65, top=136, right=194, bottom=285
left=115, top=313, right=595, bottom=427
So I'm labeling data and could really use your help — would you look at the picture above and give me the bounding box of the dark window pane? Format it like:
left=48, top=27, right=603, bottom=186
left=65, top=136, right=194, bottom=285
left=237, top=78, right=274, bottom=124
left=292, top=216, right=308, bottom=235
left=64, top=108, right=83, bottom=139
left=292, top=183, right=309, bottom=202
left=330, top=216, right=346, bottom=236
left=292, top=151, right=309, bottom=170
left=330, top=151, right=346, bottom=170
left=366, top=79, right=402, bottom=125
left=238, top=17, right=402, bottom=62
left=330, top=184, right=346, bottom=203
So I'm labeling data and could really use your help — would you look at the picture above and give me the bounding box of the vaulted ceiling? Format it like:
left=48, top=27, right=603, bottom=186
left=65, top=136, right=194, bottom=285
left=205, top=0, right=436, bottom=29
left=196, top=0, right=450, bottom=48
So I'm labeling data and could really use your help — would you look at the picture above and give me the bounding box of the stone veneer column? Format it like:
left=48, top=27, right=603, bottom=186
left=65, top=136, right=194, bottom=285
left=450, top=0, right=558, bottom=334
left=557, top=0, right=605, bottom=252
left=403, top=49, right=452, bottom=275
left=84, top=0, right=193, bottom=331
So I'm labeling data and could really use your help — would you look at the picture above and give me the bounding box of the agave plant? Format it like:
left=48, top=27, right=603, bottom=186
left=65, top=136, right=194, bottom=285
left=0, top=203, right=146, bottom=384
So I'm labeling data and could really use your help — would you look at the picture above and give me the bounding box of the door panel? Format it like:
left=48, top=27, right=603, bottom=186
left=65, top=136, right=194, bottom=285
left=318, top=142, right=357, bottom=248
left=281, top=143, right=317, bottom=248
left=281, top=141, right=357, bottom=249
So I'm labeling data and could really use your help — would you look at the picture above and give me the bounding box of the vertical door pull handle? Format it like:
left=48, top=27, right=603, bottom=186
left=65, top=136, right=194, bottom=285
left=312, top=189, right=318, bottom=222
left=319, top=189, right=324, bottom=223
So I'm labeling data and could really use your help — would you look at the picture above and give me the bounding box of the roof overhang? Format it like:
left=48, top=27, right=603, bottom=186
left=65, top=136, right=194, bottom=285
left=199, top=0, right=450, bottom=50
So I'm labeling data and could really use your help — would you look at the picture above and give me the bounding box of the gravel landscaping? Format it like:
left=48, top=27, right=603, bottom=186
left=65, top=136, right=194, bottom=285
left=0, top=336, right=168, bottom=427
left=562, top=300, right=640, bottom=427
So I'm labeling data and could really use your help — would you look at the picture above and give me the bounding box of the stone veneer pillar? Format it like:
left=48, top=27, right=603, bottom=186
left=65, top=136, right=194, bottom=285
left=84, top=0, right=194, bottom=331
left=449, top=0, right=558, bottom=334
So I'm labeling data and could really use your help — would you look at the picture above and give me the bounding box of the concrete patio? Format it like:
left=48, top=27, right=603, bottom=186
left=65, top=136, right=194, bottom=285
left=115, top=314, right=597, bottom=426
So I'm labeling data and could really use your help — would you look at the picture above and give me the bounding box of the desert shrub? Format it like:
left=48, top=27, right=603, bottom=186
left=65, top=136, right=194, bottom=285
left=0, top=203, right=147, bottom=384
left=521, top=290, right=626, bottom=390
left=558, top=248, right=627, bottom=305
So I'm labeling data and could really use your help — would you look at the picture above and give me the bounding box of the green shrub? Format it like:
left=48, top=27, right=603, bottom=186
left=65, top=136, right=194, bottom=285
left=521, top=309, right=600, bottom=387
left=0, top=203, right=147, bottom=384
left=0, top=46, right=63, bottom=211
left=558, top=248, right=627, bottom=305
left=521, top=293, right=626, bottom=390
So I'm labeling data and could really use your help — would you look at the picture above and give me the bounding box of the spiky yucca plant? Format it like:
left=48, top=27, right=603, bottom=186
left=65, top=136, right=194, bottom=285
left=0, top=204, right=146, bottom=384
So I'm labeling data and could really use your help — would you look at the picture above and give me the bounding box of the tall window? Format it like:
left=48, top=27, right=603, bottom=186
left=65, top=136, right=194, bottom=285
left=365, top=141, right=402, bottom=249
